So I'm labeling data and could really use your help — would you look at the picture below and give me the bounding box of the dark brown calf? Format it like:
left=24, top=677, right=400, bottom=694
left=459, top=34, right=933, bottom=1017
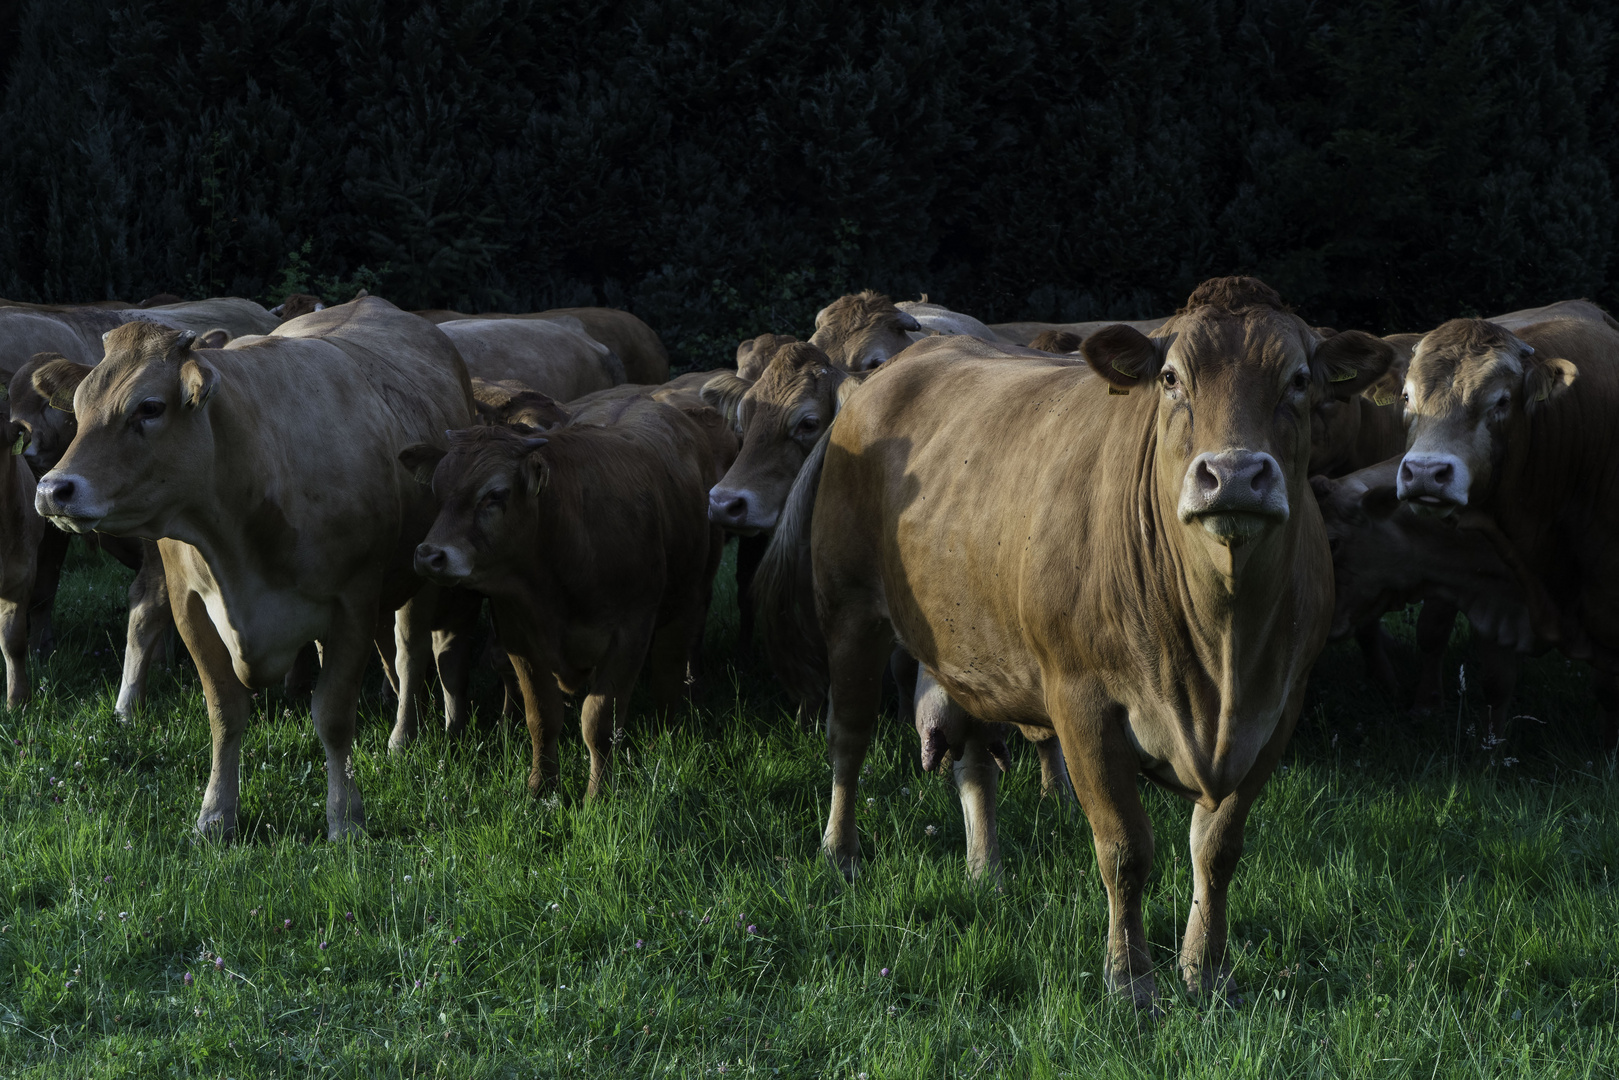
left=401, top=394, right=728, bottom=796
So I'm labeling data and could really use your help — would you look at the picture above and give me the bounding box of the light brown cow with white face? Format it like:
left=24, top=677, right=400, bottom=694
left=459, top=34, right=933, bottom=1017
left=402, top=394, right=728, bottom=797
left=807, top=291, right=921, bottom=372
left=34, top=298, right=472, bottom=839
left=760, top=277, right=1392, bottom=1007
left=702, top=343, right=847, bottom=534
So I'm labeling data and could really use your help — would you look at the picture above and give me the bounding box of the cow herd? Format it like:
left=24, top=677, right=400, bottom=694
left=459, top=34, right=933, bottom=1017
left=2, top=276, right=1616, bottom=1008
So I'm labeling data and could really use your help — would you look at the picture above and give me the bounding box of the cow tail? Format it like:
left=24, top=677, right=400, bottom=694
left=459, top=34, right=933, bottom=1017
left=755, top=430, right=831, bottom=710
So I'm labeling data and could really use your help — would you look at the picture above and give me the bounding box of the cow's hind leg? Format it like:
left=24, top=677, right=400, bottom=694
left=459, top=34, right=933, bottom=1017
left=0, top=596, right=30, bottom=708
left=821, top=612, right=891, bottom=880
left=433, top=588, right=482, bottom=737
left=312, top=601, right=373, bottom=839
left=511, top=652, right=566, bottom=795
left=115, top=545, right=174, bottom=717
left=386, top=588, right=437, bottom=753
left=26, top=528, right=68, bottom=660
left=1028, top=729, right=1076, bottom=803
left=1050, top=680, right=1157, bottom=1008
left=580, top=623, right=655, bottom=798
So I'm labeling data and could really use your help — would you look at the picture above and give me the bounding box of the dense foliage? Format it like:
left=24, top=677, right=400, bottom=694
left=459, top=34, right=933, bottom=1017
left=1, top=1, right=1614, bottom=365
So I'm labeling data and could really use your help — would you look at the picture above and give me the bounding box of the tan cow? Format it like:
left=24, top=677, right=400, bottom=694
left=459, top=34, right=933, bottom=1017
left=437, top=318, right=625, bottom=401
left=896, top=298, right=1003, bottom=341
left=807, top=291, right=922, bottom=372
left=1027, top=330, right=1082, bottom=354
left=34, top=298, right=472, bottom=838
left=989, top=316, right=1169, bottom=347
left=736, top=333, right=798, bottom=380
left=138, top=298, right=278, bottom=340
left=401, top=393, right=729, bottom=797
left=270, top=293, right=325, bottom=321
left=415, top=307, right=671, bottom=384
left=759, top=277, right=1392, bottom=1005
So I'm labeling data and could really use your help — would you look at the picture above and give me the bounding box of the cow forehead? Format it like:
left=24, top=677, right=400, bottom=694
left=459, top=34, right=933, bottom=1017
left=81, top=352, right=174, bottom=411
left=1165, top=308, right=1311, bottom=374
left=1410, top=345, right=1521, bottom=406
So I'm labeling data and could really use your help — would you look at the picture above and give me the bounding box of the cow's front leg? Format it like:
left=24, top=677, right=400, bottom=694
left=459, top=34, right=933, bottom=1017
left=510, top=651, right=565, bottom=795
left=580, top=623, right=655, bottom=798
left=1051, top=680, right=1157, bottom=1008
left=313, top=601, right=375, bottom=839
left=167, top=563, right=253, bottom=840
left=386, top=586, right=438, bottom=752
left=1180, top=699, right=1297, bottom=1003
left=116, top=545, right=173, bottom=717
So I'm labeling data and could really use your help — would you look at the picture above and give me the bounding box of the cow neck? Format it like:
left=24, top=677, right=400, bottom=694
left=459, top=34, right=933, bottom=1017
left=1127, top=424, right=1309, bottom=786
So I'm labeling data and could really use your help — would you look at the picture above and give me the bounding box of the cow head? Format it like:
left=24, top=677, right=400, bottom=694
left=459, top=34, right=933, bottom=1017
left=1028, top=329, right=1082, bottom=354
left=34, top=323, right=220, bottom=535
left=470, top=378, right=572, bottom=433
left=736, top=333, right=798, bottom=381
left=4, top=352, right=83, bottom=476
left=808, top=290, right=921, bottom=372
left=1082, top=277, right=1394, bottom=559
left=270, top=293, right=325, bottom=321
left=1309, top=466, right=1406, bottom=638
left=402, top=427, right=547, bottom=587
left=703, top=342, right=845, bottom=534
left=1397, top=319, right=1576, bottom=514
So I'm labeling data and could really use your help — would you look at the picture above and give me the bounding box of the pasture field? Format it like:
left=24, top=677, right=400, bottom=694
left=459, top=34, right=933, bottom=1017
left=1, top=543, right=1617, bottom=1079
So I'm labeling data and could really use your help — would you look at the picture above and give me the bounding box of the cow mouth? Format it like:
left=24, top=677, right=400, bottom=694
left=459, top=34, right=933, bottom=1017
left=1189, top=509, right=1283, bottom=545
left=1407, top=494, right=1460, bottom=517
left=43, top=512, right=103, bottom=535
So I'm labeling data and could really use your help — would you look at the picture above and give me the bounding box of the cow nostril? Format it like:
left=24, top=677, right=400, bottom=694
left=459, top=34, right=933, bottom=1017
left=1195, top=460, right=1220, bottom=495
left=1433, top=462, right=1453, bottom=484
left=49, top=478, right=74, bottom=503
left=1399, top=462, right=1415, bottom=485
left=1249, top=457, right=1274, bottom=492
left=723, top=496, right=747, bottom=519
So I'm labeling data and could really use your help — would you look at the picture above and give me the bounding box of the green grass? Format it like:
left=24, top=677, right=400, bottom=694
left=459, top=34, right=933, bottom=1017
left=2, top=543, right=1618, bottom=1078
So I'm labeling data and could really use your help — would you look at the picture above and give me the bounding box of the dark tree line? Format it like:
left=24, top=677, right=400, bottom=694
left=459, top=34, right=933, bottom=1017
left=1, top=0, right=1613, bottom=366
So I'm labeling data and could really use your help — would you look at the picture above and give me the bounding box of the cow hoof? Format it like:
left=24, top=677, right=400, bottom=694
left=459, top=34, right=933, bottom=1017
left=822, top=846, right=860, bottom=882
left=386, top=732, right=414, bottom=755
left=326, top=817, right=366, bottom=841
left=195, top=812, right=238, bottom=843
left=1107, top=970, right=1160, bottom=1011
left=1184, top=965, right=1244, bottom=1007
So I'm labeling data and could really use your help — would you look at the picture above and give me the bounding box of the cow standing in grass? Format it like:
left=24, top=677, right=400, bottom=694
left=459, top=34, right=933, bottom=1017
left=34, top=298, right=472, bottom=839
left=403, top=392, right=732, bottom=798
left=760, top=277, right=1393, bottom=1005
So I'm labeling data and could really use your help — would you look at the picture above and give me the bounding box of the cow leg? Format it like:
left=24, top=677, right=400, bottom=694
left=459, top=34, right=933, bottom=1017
left=821, top=616, right=892, bottom=880
left=1354, top=622, right=1399, bottom=698
left=433, top=588, right=482, bottom=737
left=734, top=533, right=768, bottom=650
left=954, top=722, right=1006, bottom=884
left=27, top=528, right=69, bottom=660
left=1591, top=667, right=1619, bottom=755
left=386, top=589, right=438, bottom=753
left=115, top=546, right=174, bottom=717
left=1413, top=599, right=1458, bottom=713
left=282, top=642, right=319, bottom=699
left=1180, top=698, right=1297, bottom=1003
left=1475, top=637, right=1520, bottom=747
left=1030, top=730, right=1076, bottom=802
left=173, top=581, right=253, bottom=840
left=1050, top=683, right=1157, bottom=1007
left=510, top=652, right=565, bottom=794
left=311, top=605, right=372, bottom=839
left=0, top=596, right=30, bottom=708
left=580, top=626, right=654, bottom=798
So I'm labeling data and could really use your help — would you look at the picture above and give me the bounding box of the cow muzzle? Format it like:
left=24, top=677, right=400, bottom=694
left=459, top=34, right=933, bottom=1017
left=34, top=472, right=108, bottom=533
left=414, top=542, right=474, bottom=585
left=1396, top=452, right=1469, bottom=514
left=707, top=486, right=777, bottom=535
left=1177, top=450, right=1289, bottom=544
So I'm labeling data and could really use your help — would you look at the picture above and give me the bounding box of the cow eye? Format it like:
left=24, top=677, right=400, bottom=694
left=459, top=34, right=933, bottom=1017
left=1162, top=370, right=1178, bottom=389
left=484, top=487, right=509, bottom=507
left=1401, top=391, right=1410, bottom=406
left=1495, top=392, right=1511, bottom=411
left=1291, top=370, right=1310, bottom=392
left=795, top=415, right=821, bottom=436
left=133, top=399, right=165, bottom=422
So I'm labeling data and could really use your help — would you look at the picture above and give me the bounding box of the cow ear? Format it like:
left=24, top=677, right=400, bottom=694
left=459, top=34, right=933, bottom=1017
left=1309, top=474, right=1337, bottom=503
left=32, top=358, right=94, bottom=412
left=196, top=328, right=230, bottom=349
left=1524, top=353, right=1577, bottom=410
left=179, top=358, right=219, bottom=408
left=701, top=371, right=751, bottom=434
left=520, top=438, right=551, bottom=494
left=397, top=443, right=446, bottom=485
left=1081, top=325, right=1167, bottom=392
left=1312, top=330, right=1394, bottom=401
left=1360, top=483, right=1400, bottom=521
left=894, top=311, right=922, bottom=333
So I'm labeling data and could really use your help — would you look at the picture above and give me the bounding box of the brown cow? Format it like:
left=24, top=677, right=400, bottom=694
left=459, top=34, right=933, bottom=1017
left=759, top=277, right=1392, bottom=1005
left=807, top=291, right=922, bottom=372
left=34, top=298, right=472, bottom=838
left=0, top=419, right=42, bottom=706
left=270, top=293, right=325, bottom=321
left=437, top=318, right=625, bottom=401
left=1027, top=330, right=1081, bottom=354
left=1392, top=315, right=1619, bottom=745
left=416, top=307, right=671, bottom=384
left=989, top=316, right=1169, bottom=347
left=401, top=393, right=729, bottom=797
left=736, top=333, right=798, bottom=380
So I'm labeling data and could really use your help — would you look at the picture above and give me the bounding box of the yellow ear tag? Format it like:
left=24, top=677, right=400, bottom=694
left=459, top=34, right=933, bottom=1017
left=1108, top=386, right=1130, bottom=396
left=9, top=432, right=25, bottom=456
